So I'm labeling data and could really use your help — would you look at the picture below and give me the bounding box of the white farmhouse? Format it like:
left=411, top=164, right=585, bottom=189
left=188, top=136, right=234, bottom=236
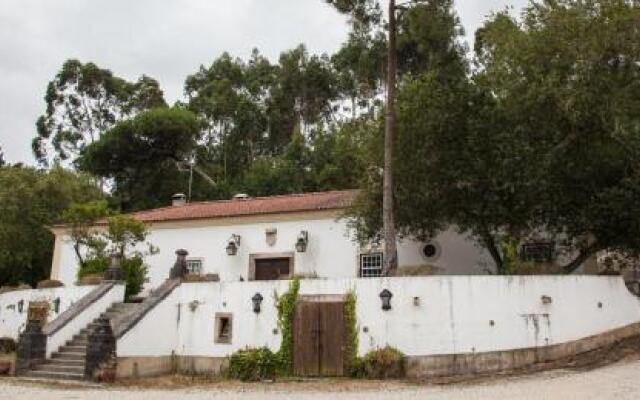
left=49, top=190, right=495, bottom=289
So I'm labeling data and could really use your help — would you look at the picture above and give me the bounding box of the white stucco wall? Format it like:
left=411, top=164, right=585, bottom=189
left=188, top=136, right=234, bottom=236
left=117, top=276, right=640, bottom=359
left=46, top=283, right=125, bottom=357
left=0, top=285, right=94, bottom=340
left=51, top=211, right=493, bottom=289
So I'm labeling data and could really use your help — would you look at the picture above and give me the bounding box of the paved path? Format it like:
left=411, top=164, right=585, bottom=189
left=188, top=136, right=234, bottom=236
left=2, top=360, right=640, bottom=400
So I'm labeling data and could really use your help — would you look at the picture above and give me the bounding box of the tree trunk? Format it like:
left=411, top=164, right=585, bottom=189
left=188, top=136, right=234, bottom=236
left=562, top=242, right=599, bottom=274
left=481, top=230, right=505, bottom=275
left=382, top=0, right=399, bottom=276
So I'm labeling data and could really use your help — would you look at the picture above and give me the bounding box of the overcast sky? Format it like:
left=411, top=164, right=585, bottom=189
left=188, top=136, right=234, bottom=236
left=0, top=0, right=528, bottom=165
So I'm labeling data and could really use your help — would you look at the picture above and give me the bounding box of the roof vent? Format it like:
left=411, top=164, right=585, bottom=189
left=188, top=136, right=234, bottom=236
left=232, top=193, right=251, bottom=201
left=172, top=193, right=187, bottom=207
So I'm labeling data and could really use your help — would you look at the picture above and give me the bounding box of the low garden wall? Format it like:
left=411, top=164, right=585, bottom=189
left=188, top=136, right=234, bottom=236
left=0, top=285, right=94, bottom=341
left=116, top=275, right=640, bottom=378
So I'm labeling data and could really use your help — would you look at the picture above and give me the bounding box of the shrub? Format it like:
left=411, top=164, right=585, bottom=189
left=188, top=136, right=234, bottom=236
left=0, top=337, right=16, bottom=354
left=361, top=346, right=406, bottom=379
left=228, top=347, right=277, bottom=382
left=77, top=256, right=147, bottom=299
left=36, top=279, right=64, bottom=289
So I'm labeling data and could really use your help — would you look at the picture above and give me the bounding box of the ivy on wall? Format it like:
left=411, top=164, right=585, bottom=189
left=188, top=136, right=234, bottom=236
left=344, top=290, right=359, bottom=376
left=275, top=277, right=300, bottom=375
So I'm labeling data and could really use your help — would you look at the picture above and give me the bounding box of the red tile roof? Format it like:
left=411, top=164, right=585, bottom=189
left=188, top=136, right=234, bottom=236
left=128, top=190, right=358, bottom=223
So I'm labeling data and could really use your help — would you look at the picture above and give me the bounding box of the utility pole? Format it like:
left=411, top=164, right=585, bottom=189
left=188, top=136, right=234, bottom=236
left=382, top=0, right=399, bottom=275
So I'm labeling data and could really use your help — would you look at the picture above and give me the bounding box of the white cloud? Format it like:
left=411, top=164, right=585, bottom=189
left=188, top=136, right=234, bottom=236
left=0, top=0, right=527, bottom=164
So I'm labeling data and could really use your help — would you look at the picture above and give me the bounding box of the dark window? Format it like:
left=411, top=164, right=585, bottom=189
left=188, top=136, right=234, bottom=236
left=423, top=244, right=437, bottom=258
left=359, top=253, right=383, bottom=278
left=254, top=258, right=291, bottom=281
left=520, top=242, right=555, bottom=263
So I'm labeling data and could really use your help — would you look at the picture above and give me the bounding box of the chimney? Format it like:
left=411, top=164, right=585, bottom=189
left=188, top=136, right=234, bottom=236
left=172, top=193, right=187, bottom=207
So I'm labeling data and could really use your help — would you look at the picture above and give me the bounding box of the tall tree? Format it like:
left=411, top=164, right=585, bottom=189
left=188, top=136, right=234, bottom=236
left=77, top=107, right=201, bottom=211
left=33, top=59, right=166, bottom=165
left=328, top=0, right=436, bottom=274
left=0, top=145, right=5, bottom=166
left=0, top=165, right=103, bottom=286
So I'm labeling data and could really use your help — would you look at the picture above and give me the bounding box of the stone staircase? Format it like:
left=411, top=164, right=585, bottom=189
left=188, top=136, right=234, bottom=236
left=25, top=302, right=138, bottom=380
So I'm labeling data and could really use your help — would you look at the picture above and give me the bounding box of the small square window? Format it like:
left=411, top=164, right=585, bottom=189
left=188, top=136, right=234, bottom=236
left=214, top=313, right=233, bottom=344
left=359, top=253, right=383, bottom=278
left=186, top=258, right=203, bottom=275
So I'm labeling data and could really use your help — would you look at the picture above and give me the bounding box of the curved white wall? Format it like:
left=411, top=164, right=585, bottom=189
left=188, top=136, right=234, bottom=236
left=117, top=276, right=640, bottom=359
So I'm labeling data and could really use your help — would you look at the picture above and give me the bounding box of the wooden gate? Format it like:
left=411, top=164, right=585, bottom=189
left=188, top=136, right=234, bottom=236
left=293, top=300, right=346, bottom=376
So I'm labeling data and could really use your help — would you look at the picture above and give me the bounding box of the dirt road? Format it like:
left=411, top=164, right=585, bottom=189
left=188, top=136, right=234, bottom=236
left=1, top=359, right=639, bottom=400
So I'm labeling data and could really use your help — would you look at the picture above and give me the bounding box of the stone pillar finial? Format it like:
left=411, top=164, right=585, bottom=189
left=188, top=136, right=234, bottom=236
left=170, top=249, right=189, bottom=280
left=104, top=253, right=124, bottom=282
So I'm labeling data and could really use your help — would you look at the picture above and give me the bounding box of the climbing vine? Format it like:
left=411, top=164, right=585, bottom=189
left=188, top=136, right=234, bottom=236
left=275, top=277, right=300, bottom=375
left=344, top=290, right=360, bottom=376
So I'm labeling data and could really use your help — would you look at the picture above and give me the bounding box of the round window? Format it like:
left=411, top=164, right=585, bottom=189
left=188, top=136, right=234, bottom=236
left=422, top=242, right=441, bottom=260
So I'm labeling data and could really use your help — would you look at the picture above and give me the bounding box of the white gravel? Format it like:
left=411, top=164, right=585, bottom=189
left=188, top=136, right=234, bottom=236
left=2, top=360, right=640, bottom=400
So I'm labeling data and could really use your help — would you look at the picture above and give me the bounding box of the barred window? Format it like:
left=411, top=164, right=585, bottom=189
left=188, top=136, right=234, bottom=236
left=520, top=243, right=555, bottom=263
left=359, top=253, right=383, bottom=278
left=186, top=258, right=203, bottom=275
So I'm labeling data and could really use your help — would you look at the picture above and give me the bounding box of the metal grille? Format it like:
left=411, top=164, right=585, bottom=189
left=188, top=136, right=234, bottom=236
left=186, top=259, right=203, bottom=274
left=359, top=253, right=383, bottom=278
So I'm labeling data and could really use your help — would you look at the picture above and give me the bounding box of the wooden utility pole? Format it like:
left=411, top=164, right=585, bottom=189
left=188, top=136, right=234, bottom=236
left=382, top=0, right=398, bottom=275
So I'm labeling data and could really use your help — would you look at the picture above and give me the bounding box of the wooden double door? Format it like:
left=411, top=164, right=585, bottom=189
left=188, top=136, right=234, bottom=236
left=293, top=300, right=346, bottom=377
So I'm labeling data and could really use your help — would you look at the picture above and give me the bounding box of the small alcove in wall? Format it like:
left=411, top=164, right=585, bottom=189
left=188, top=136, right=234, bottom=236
left=214, top=313, right=233, bottom=344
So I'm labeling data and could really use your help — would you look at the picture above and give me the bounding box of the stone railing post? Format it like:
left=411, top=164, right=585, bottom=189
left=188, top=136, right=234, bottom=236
left=170, top=249, right=189, bottom=280
left=15, top=320, right=46, bottom=374
left=104, top=253, right=124, bottom=282
left=85, top=316, right=116, bottom=380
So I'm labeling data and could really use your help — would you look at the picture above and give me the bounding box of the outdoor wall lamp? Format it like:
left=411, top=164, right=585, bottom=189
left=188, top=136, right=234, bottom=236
left=295, top=230, right=309, bottom=253
left=226, top=234, right=241, bottom=256
left=541, top=295, right=553, bottom=305
left=52, top=298, right=60, bottom=313
left=379, top=289, right=393, bottom=311
left=17, top=300, right=24, bottom=314
left=252, top=292, right=264, bottom=313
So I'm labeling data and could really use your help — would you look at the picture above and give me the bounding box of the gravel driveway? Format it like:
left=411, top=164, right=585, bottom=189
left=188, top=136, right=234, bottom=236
left=2, top=360, right=640, bottom=400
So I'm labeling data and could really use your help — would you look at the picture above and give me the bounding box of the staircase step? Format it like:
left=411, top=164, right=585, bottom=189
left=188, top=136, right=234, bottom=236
left=42, top=359, right=85, bottom=367
left=52, top=352, right=85, bottom=361
left=34, top=364, right=85, bottom=374
left=60, top=345, right=87, bottom=352
left=68, top=338, right=88, bottom=346
left=26, top=370, right=85, bottom=381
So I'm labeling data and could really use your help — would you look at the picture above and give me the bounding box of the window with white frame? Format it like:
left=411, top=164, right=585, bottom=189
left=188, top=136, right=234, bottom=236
left=186, top=258, right=203, bottom=275
left=359, top=253, right=383, bottom=278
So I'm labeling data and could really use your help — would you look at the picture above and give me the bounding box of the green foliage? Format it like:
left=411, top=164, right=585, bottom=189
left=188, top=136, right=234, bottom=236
left=353, top=0, right=640, bottom=274
left=344, top=291, right=360, bottom=376
left=33, top=59, right=166, bottom=166
left=274, top=278, right=300, bottom=375
left=0, top=165, right=103, bottom=286
left=359, top=346, right=406, bottom=379
left=0, top=337, right=16, bottom=354
left=228, top=347, right=277, bottom=382
left=78, top=107, right=201, bottom=211
left=71, top=213, right=153, bottom=298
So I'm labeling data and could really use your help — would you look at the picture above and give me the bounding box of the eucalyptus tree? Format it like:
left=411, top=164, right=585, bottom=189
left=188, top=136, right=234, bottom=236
left=33, top=59, right=166, bottom=166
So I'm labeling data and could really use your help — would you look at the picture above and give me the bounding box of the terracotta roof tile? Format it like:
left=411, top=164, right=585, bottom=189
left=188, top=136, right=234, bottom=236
left=128, top=190, right=358, bottom=223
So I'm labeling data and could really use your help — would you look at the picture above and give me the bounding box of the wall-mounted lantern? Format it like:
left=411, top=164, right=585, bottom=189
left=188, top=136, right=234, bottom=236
left=226, top=234, right=241, bottom=256
left=295, top=230, right=309, bottom=253
left=52, top=297, right=60, bottom=313
left=252, top=293, right=264, bottom=313
left=541, top=295, right=553, bottom=305
left=17, top=300, right=24, bottom=313
left=379, top=289, right=393, bottom=311
left=413, top=296, right=421, bottom=307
